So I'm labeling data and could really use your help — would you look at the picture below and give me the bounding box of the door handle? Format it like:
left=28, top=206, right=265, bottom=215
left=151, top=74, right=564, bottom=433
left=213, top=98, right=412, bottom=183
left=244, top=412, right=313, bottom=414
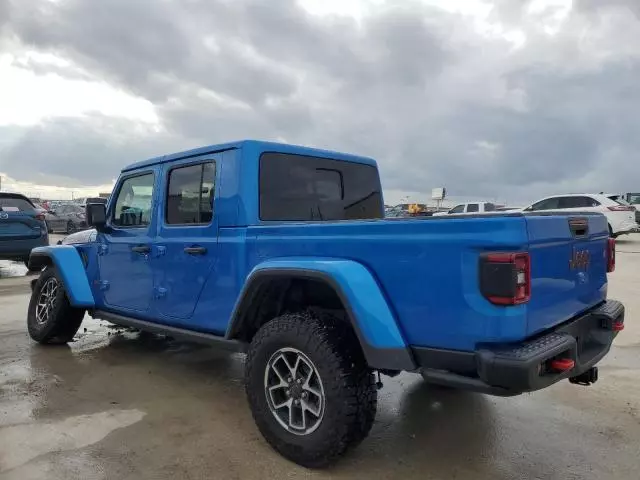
left=131, top=245, right=151, bottom=254
left=184, top=246, right=207, bottom=255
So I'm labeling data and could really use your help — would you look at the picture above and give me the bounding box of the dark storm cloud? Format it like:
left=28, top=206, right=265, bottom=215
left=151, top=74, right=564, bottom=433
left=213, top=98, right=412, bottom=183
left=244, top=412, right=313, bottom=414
left=1, top=0, right=639, bottom=202
left=0, top=115, right=189, bottom=185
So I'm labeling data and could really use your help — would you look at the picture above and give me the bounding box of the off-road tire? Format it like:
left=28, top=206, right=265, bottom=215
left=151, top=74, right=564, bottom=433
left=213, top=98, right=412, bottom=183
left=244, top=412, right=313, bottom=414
left=245, top=311, right=377, bottom=468
left=27, top=267, right=85, bottom=344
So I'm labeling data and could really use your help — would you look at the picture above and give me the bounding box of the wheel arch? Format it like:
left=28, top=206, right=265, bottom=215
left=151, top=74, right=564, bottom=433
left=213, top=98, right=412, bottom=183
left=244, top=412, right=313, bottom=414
left=29, top=246, right=95, bottom=308
left=226, top=258, right=415, bottom=371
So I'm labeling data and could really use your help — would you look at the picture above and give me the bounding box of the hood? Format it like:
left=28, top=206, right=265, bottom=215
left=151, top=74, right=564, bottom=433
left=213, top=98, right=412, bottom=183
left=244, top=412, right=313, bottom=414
left=61, top=229, right=97, bottom=245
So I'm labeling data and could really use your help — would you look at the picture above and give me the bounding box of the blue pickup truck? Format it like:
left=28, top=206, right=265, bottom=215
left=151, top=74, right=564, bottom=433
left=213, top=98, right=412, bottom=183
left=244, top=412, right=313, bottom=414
left=27, top=140, right=623, bottom=467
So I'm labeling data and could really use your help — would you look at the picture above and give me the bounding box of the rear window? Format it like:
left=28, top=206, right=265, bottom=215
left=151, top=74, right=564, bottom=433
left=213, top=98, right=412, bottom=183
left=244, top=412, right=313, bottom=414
left=259, top=153, right=383, bottom=221
left=484, top=203, right=496, bottom=212
left=467, top=203, right=479, bottom=213
left=626, top=194, right=640, bottom=205
left=610, top=196, right=631, bottom=206
left=0, top=194, right=34, bottom=212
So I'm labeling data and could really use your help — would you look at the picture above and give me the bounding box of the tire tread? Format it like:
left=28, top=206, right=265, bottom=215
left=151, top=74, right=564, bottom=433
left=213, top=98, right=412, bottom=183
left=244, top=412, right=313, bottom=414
left=245, top=311, right=377, bottom=468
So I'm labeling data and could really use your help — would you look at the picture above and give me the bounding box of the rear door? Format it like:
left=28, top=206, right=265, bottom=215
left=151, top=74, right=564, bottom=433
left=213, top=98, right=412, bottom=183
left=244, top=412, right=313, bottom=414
left=524, top=212, right=609, bottom=336
left=153, top=156, right=219, bottom=323
left=0, top=195, right=43, bottom=243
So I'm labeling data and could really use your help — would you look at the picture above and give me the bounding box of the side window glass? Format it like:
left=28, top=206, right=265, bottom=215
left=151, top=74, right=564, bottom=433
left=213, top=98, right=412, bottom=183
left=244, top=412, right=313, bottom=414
left=166, top=162, right=216, bottom=225
left=531, top=198, right=559, bottom=210
left=560, top=197, right=599, bottom=208
left=259, top=153, right=382, bottom=221
left=112, top=173, right=155, bottom=227
left=449, top=205, right=464, bottom=214
left=467, top=203, right=480, bottom=213
left=485, top=203, right=496, bottom=212
left=585, top=196, right=600, bottom=207
left=557, top=197, right=572, bottom=209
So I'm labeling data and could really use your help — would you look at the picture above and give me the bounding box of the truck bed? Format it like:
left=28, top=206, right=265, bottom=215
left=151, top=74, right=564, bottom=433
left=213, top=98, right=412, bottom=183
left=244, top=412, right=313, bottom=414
left=246, top=211, right=609, bottom=351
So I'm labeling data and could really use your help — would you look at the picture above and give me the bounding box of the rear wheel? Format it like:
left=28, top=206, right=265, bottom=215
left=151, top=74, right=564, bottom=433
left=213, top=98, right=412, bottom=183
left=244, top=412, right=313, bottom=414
left=27, top=267, right=85, bottom=344
left=66, top=221, right=77, bottom=234
left=245, top=311, right=377, bottom=468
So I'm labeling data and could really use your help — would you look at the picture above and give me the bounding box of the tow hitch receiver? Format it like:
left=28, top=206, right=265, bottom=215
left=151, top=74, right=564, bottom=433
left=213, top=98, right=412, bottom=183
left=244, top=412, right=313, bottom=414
left=569, top=367, right=598, bottom=386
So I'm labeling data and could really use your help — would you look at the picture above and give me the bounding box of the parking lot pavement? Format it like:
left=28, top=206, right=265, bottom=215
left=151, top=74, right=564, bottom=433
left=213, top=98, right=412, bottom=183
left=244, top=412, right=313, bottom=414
left=1, top=236, right=640, bottom=479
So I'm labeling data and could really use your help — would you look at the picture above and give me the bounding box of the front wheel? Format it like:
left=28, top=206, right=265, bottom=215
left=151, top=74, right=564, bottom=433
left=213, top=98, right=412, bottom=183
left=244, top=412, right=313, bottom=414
left=245, top=312, right=377, bottom=468
left=27, top=267, right=85, bottom=344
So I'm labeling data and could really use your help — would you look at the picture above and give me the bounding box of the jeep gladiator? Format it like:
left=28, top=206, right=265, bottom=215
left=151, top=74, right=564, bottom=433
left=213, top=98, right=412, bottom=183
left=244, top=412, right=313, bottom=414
left=27, top=140, right=623, bottom=467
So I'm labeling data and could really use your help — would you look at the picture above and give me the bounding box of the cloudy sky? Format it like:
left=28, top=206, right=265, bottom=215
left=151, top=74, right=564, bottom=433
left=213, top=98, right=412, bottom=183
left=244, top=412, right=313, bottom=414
left=0, top=0, right=638, bottom=205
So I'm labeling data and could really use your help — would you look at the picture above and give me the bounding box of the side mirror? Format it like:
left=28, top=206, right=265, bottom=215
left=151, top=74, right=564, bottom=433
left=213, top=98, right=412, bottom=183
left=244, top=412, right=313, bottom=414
left=86, top=203, right=108, bottom=231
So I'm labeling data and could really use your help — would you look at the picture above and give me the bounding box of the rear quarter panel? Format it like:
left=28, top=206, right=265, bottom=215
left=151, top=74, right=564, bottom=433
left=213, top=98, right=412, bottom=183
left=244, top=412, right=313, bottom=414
left=246, top=216, right=531, bottom=351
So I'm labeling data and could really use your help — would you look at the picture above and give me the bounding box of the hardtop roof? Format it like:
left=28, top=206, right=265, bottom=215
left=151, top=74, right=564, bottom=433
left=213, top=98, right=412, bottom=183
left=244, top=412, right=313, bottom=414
left=121, top=139, right=377, bottom=172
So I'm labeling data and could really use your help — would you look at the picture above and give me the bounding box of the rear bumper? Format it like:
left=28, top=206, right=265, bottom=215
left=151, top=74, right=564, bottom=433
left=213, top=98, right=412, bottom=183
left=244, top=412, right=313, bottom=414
left=0, top=236, right=48, bottom=259
left=414, top=300, right=624, bottom=396
left=613, top=220, right=639, bottom=235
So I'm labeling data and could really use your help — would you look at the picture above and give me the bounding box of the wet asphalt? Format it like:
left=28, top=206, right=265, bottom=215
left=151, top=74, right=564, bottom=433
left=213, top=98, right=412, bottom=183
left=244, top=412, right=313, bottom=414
left=1, top=235, right=640, bottom=479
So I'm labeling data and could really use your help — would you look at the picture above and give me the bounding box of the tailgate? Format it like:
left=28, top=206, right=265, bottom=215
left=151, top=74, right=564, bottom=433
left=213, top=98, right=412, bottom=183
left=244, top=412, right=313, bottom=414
left=0, top=211, right=42, bottom=239
left=525, top=213, right=608, bottom=336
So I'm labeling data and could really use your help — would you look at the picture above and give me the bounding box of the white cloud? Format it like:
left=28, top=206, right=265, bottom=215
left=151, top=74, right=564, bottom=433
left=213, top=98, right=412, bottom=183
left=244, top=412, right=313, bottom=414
left=1, top=0, right=640, bottom=205
left=0, top=171, right=114, bottom=200
left=0, top=53, right=159, bottom=126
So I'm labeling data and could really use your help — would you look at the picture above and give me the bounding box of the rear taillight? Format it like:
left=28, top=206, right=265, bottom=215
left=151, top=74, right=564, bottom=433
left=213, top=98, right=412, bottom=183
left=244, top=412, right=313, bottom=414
left=35, top=213, right=46, bottom=221
left=607, top=205, right=635, bottom=212
left=480, top=252, right=531, bottom=306
left=607, top=238, right=616, bottom=273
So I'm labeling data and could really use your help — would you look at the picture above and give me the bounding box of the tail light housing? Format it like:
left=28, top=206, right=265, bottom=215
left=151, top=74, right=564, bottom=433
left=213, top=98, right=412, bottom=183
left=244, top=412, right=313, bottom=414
left=480, top=252, right=531, bottom=305
left=35, top=213, right=46, bottom=221
left=608, top=205, right=635, bottom=212
left=607, top=238, right=616, bottom=273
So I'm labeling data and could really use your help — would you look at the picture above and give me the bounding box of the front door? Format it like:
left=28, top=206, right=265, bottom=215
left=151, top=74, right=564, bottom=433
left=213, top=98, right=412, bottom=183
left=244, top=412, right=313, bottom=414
left=153, top=157, right=219, bottom=323
left=97, top=170, right=157, bottom=314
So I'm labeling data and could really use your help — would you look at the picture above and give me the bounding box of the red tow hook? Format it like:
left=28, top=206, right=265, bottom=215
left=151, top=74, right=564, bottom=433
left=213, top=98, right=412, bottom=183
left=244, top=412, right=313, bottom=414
left=549, top=358, right=575, bottom=373
left=612, top=321, right=624, bottom=332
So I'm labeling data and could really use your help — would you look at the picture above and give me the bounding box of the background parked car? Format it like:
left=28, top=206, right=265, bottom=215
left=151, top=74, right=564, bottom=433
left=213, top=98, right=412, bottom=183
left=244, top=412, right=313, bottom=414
left=606, top=193, right=640, bottom=224
left=0, top=192, right=49, bottom=269
left=45, top=203, right=88, bottom=233
left=32, top=203, right=48, bottom=216
left=432, top=202, right=499, bottom=216
left=521, top=193, right=638, bottom=238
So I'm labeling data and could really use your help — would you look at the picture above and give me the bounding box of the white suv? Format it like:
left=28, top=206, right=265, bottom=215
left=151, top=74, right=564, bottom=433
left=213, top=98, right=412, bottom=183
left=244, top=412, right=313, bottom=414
left=522, top=193, right=639, bottom=238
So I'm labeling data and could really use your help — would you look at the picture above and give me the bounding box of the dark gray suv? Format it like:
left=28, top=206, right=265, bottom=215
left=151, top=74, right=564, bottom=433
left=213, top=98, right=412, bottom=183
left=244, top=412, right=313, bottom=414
left=45, top=204, right=88, bottom=234
left=0, top=193, right=49, bottom=269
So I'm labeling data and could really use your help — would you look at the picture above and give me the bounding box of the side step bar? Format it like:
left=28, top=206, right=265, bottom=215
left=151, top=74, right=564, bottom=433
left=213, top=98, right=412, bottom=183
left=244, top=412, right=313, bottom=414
left=91, top=310, right=247, bottom=353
